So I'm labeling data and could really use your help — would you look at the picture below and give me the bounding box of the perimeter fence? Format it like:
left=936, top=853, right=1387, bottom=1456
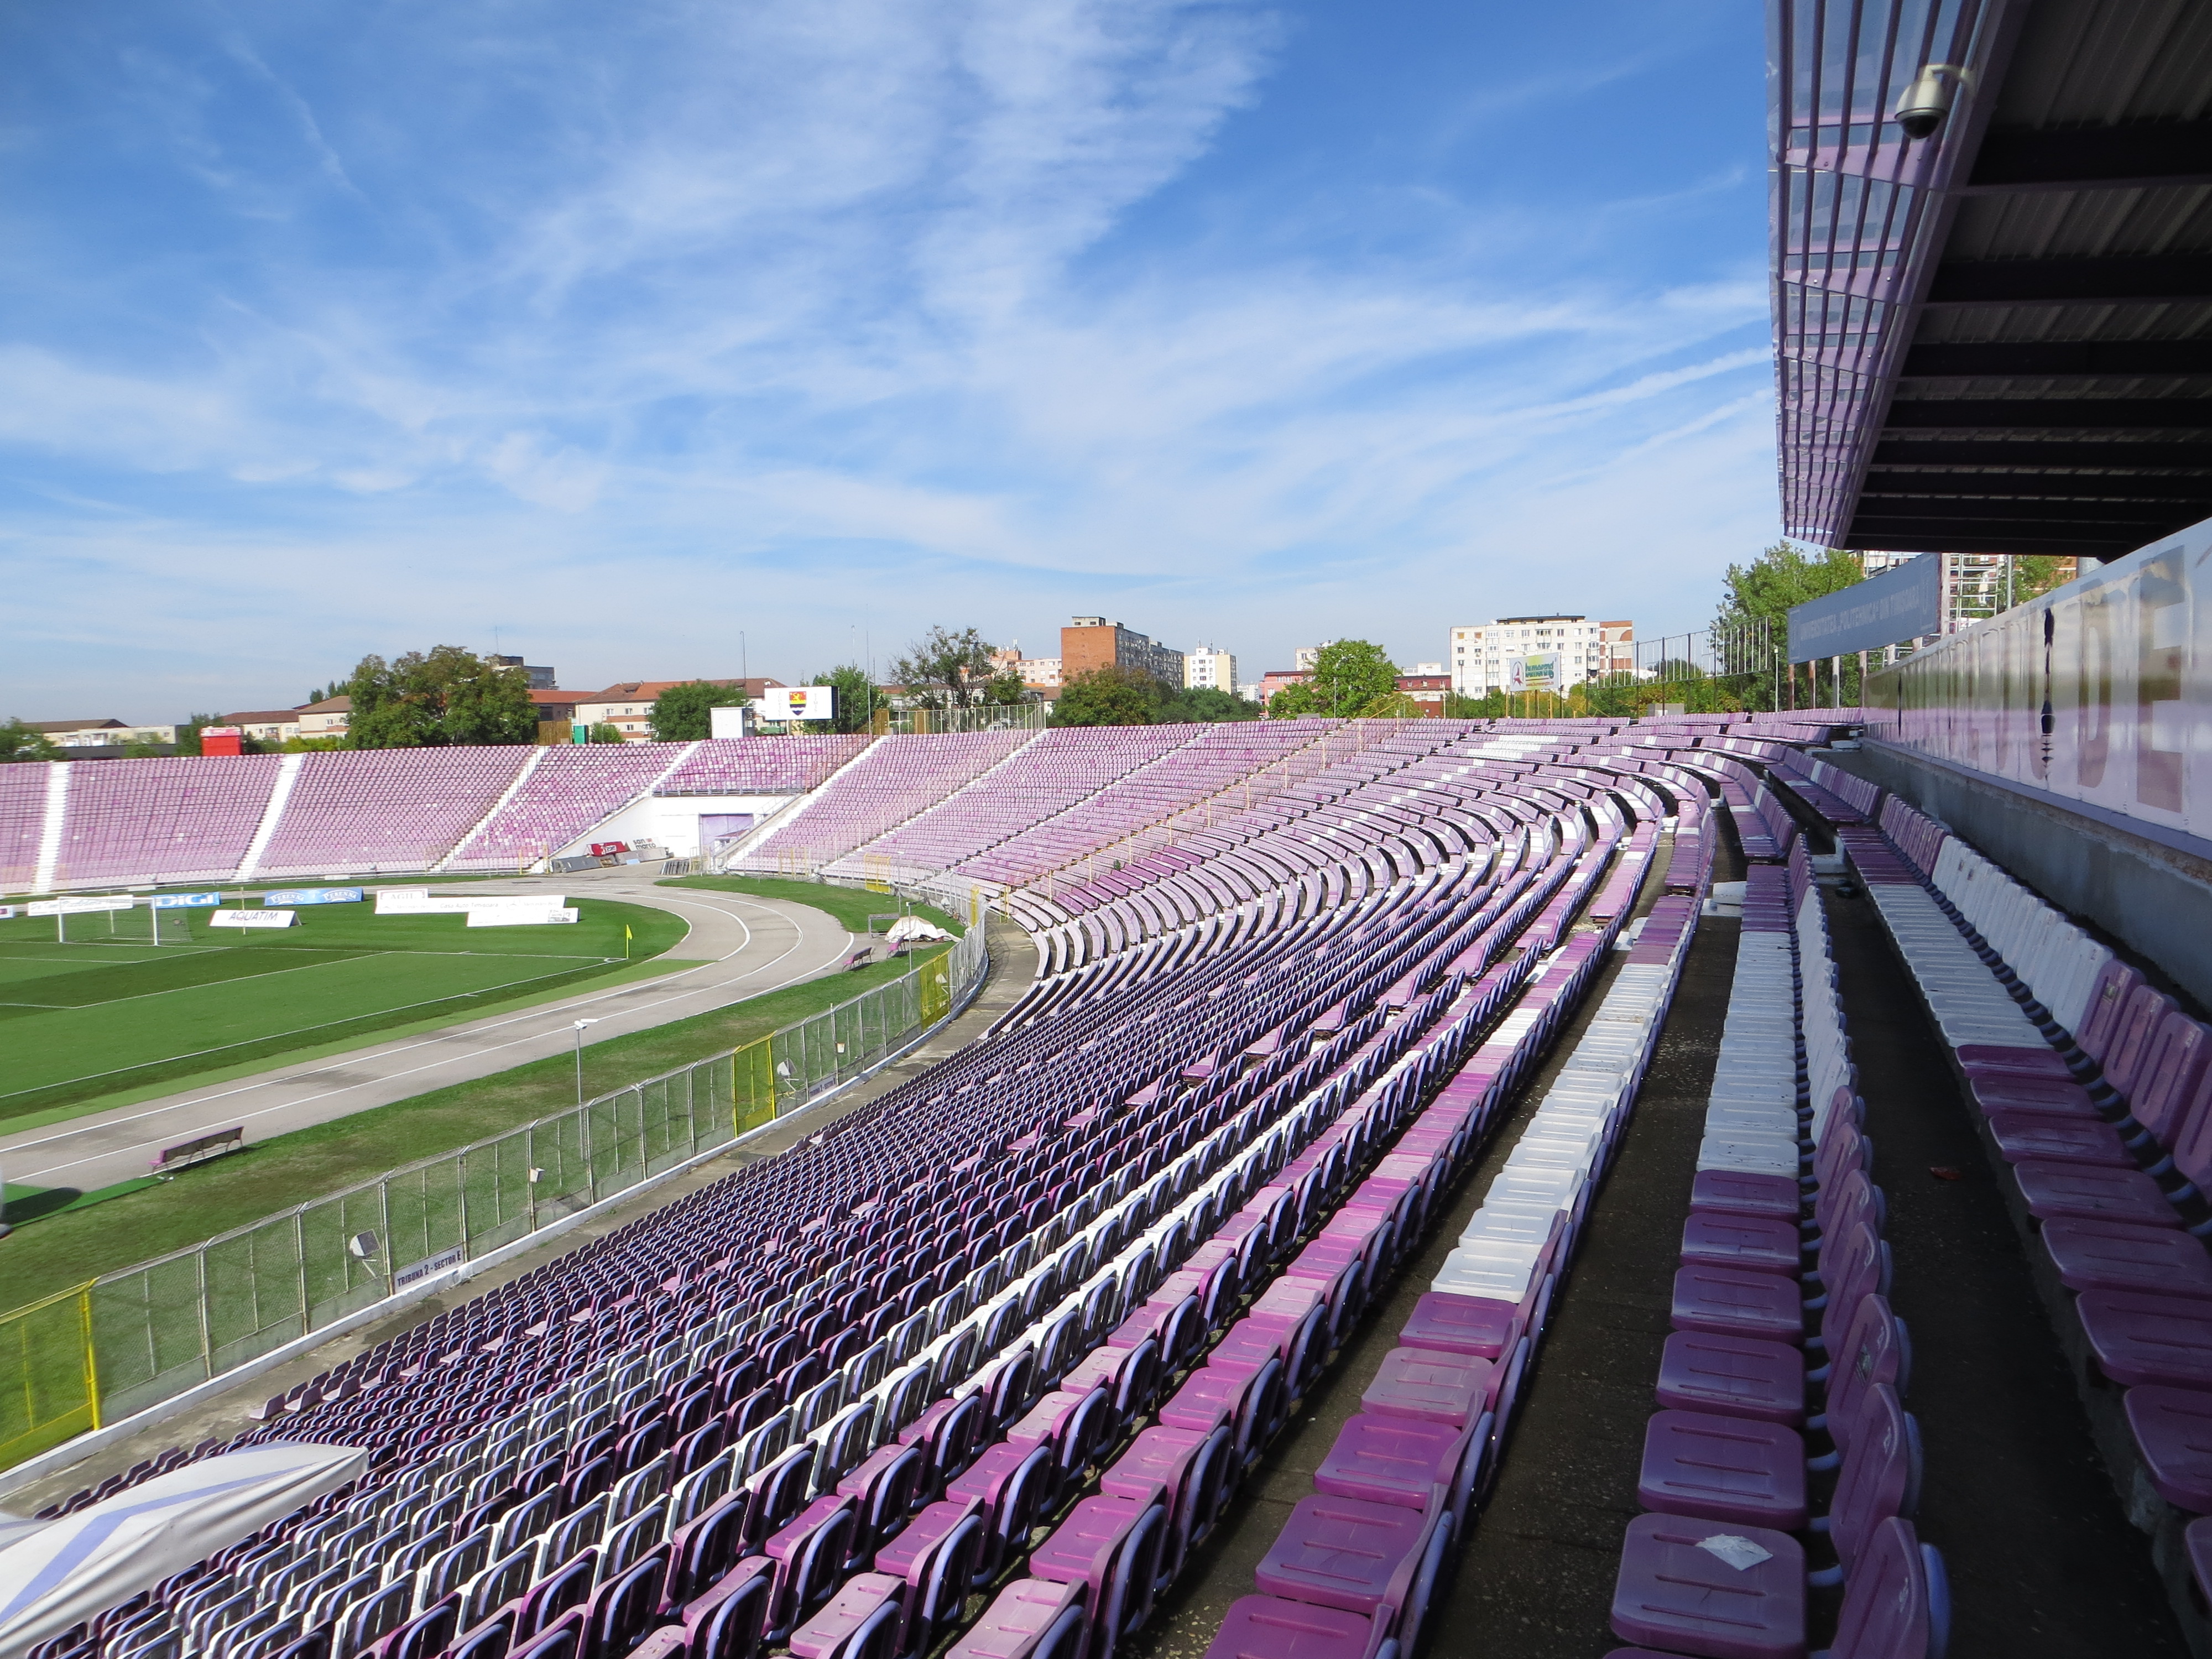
left=0, top=919, right=987, bottom=1467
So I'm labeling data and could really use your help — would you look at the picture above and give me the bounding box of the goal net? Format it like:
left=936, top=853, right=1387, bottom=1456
left=54, top=900, right=196, bottom=945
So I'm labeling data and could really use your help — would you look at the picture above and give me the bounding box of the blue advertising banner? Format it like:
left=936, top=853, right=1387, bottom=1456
left=263, top=887, right=366, bottom=907
left=1787, top=555, right=1943, bottom=661
left=152, top=893, right=222, bottom=909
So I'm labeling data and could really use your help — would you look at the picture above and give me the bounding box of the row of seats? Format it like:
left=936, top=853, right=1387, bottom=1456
left=1837, top=783, right=2212, bottom=1611
left=1203, top=864, right=1708, bottom=1659
left=734, top=735, right=1032, bottom=873
left=1608, top=838, right=1951, bottom=1659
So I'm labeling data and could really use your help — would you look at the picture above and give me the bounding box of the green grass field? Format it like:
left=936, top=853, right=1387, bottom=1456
left=0, top=890, right=966, bottom=1307
left=0, top=898, right=687, bottom=1125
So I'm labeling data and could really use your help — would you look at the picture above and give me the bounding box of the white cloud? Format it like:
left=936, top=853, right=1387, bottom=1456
left=0, top=0, right=1781, bottom=717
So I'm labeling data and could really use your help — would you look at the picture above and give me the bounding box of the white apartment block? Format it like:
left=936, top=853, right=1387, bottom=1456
left=1184, top=645, right=1237, bottom=692
left=1449, top=615, right=1634, bottom=695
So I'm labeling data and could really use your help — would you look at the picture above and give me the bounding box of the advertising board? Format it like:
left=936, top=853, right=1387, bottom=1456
left=1787, top=554, right=1943, bottom=661
left=213, top=910, right=296, bottom=928
left=152, top=893, right=222, bottom=909
left=1506, top=652, right=1561, bottom=693
left=263, top=888, right=365, bottom=907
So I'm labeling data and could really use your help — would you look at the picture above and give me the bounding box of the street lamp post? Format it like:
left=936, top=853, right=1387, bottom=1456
left=572, top=1018, right=601, bottom=1107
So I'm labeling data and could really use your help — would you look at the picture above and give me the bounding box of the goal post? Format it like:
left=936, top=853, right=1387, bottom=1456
left=52, top=898, right=196, bottom=945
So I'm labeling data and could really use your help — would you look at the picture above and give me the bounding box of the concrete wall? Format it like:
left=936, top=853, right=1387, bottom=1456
left=1828, top=742, right=2212, bottom=1012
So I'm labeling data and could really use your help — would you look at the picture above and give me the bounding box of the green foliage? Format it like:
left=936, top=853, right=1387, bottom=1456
left=1267, top=640, right=1402, bottom=718
left=983, top=667, right=1031, bottom=707
left=586, top=723, right=627, bottom=744
left=1051, top=664, right=1167, bottom=726
left=811, top=665, right=878, bottom=733
left=280, top=737, right=348, bottom=753
left=891, top=625, right=997, bottom=709
left=345, top=646, right=539, bottom=748
left=1, top=719, right=60, bottom=763
left=1713, top=542, right=1864, bottom=633
left=119, top=738, right=171, bottom=759
left=650, top=680, right=750, bottom=740
left=1157, top=686, right=1262, bottom=724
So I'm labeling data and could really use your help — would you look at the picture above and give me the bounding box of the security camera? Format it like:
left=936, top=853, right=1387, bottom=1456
left=1893, top=64, right=1967, bottom=140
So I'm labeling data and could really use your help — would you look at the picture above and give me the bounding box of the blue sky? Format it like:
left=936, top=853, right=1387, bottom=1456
left=1, top=0, right=1777, bottom=720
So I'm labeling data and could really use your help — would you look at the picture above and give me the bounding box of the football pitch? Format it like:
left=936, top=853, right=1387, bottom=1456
left=0, top=899, right=687, bottom=1125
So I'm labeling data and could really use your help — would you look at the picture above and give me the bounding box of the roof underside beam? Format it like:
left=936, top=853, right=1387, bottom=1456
left=1900, top=340, right=2212, bottom=378
left=1926, top=255, right=2212, bottom=307
left=1882, top=399, right=2212, bottom=429
left=1961, top=119, right=2212, bottom=193
left=1870, top=439, right=2212, bottom=469
left=1851, top=493, right=2203, bottom=524
left=1859, top=470, right=2212, bottom=503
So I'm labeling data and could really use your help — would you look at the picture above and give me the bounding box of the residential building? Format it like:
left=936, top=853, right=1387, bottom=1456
left=1184, top=645, right=1237, bottom=692
left=219, top=709, right=304, bottom=744
left=1061, top=617, right=1185, bottom=687
left=1258, top=669, right=1311, bottom=706
left=992, top=644, right=1063, bottom=688
left=1292, top=642, right=1337, bottom=672
left=488, top=654, right=557, bottom=688
left=571, top=678, right=784, bottom=741
left=296, top=697, right=352, bottom=739
left=24, top=719, right=178, bottom=749
left=1448, top=615, right=1629, bottom=695
left=1396, top=672, right=1449, bottom=714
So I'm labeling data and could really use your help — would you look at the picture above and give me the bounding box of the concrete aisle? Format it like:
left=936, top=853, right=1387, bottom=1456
left=0, top=869, right=857, bottom=1196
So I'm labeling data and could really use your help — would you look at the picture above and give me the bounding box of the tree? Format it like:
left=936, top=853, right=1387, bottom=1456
left=1708, top=542, right=1867, bottom=711
left=1267, top=640, right=1402, bottom=718
left=651, top=680, right=750, bottom=741
left=1157, top=686, right=1262, bottom=724
left=1051, top=664, right=1167, bottom=726
left=983, top=667, right=1031, bottom=706
left=0, top=719, right=59, bottom=763
left=586, top=723, right=627, bottom=744
left=345, top=647, right=539, bottom=748
left=808, top=665, right=879, bottom=733
left=890, top=626, right=998, bottom=709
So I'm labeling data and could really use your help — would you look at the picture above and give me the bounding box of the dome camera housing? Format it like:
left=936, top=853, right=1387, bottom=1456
left=1894, top=65, right=1963, bottom=140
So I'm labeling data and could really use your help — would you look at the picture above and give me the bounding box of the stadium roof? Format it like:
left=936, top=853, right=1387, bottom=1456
left=1771, top=0, right=2212, bottom=558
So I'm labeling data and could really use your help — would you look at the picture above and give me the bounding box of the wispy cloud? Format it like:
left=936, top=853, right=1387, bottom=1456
left=0, top=0, right=1776, bottom=718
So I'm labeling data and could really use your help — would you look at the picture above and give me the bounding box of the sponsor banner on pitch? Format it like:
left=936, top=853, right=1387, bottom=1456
left=214, top=909, right=297, bottom=928
left=152, top=893, right=222, bottom=909
left=263, top=887, right=365, bottom=907
left=466, top=907, right=580, bottom=926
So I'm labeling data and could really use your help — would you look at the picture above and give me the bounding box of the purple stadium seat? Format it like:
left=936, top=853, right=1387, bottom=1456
left=1201, top=1598, right=1375, bottom=1659
left=1670, top=1265, right=1804, bottom=1345
left=1397, top=1292, right=1517, bottom=1359
left=1680, top=1214, right=1802, bottom=1276
left=2040, top=1219, right=2212, bottom=1301
left=943, top=1578, right=1086, bottom=1659
left=2014, top=1160, right=2183, bottom=1228
left=1689, top=1170, right=1803, bottom=1224
left=1653, top=1331, right=1807, bottom=1427
left=786, top=1573, right=901, bottom=1659
left=1312, top=1415, right=1468, bottom=1515
left=1102, top=1425, right=1232, bottom=1587
left=1027, top=1495, right=1167, bottom=1659
left=2078, top=1290, right=2212, bottom=1388
left=1637, top=1411, right=1808, bottom=1531
left=1254, top=1491, right=1429, bottom=1616
left=1985, top=1113, right=2136, bottom=1167
left=1608, top=1513, right=1806, bottom=1658
left=1359, top=1348, right=1494, bottom=1429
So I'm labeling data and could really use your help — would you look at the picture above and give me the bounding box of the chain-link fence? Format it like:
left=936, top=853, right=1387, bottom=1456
left=2, top=924, right=987, bottom=1462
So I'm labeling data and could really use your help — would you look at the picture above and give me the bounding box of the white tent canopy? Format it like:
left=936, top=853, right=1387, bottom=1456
left=0, top=1443, right=367, bottom=1659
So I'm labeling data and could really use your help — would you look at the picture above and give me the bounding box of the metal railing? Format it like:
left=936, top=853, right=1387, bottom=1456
left=0, top=924, right=988, bottom=1464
